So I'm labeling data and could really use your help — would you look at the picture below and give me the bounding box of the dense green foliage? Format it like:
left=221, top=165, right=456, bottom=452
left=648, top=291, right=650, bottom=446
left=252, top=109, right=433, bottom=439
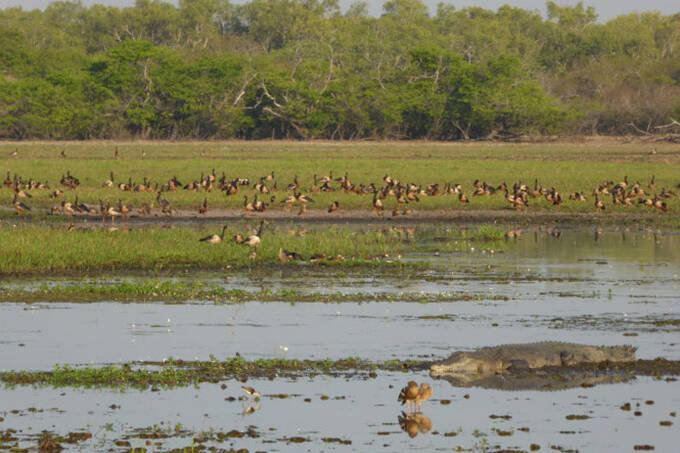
left=0, top=0, right=679, bottom=139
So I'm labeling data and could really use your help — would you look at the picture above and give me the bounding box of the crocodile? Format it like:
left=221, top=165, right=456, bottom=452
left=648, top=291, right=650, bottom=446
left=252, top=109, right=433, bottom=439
left=430, top=342, right=636, bottom=377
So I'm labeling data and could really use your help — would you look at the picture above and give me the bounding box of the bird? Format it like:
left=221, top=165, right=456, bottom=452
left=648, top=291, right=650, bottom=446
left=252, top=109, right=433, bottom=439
left=296, top=192, right=314, bottom=204
left=398, top=381, right=419, bottom=412
left=245, top=220, right=264, bottom=248
left=13, top=195, right=30, bottom=215
left=241, top=385, right=260, bottom=398
left=328, top=201, right=339, bottom=213
left=199, top=225, right=228, bottom=244
left=118, top=199, right=130, bottom=220
left=278, top=248, right=303, bottom=262
left=414, top=383, right=433, bottom=412
left=198, top=197, right=208, bottom=215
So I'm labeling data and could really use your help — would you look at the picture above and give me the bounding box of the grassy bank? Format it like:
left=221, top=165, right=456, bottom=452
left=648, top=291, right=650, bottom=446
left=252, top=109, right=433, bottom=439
left=2, top=356, right=680, bottom=389
left=0, top=357, right=429, bottom=389
left=0, top=224, right=509, bottom=275
left=0, top=224, right=408, bottom=275
left=0, top=281, right=509, bottom=304
left=1, top=142, right=678, bottom=216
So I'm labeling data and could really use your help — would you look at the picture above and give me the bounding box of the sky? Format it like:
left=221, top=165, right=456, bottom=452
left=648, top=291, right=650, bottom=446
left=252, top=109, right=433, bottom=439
left=0, top=0, right=678, bottom=22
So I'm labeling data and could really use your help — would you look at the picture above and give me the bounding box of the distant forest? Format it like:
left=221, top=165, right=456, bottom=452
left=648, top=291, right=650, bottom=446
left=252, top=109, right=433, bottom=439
left=1, top=0, right=679, bottom=140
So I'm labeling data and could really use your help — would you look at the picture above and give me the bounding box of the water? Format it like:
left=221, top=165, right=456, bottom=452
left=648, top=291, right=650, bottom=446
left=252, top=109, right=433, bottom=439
left=1, top=227, right=679, bottom=451
left=1, top=374, right=678, bottom=452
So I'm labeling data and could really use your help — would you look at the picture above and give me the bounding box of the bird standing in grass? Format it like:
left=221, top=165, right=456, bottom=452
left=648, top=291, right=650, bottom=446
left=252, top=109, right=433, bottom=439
left=199, top=225, right=228, bottom=244
left=245, top=220, right=265, bottom=248
left=13, top=195, right=30, bottom=216
left=328, top=201, right=339, bottom=213
left=198, top=197, right=208, bottom=215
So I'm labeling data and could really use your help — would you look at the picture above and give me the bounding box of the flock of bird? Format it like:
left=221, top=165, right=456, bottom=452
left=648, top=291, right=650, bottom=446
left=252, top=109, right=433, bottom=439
left=4, top=166, right=675, bottom=221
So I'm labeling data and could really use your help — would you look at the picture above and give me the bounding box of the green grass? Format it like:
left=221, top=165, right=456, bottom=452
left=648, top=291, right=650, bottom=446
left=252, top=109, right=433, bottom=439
left=0, top=224, right=409, bottom=275
left=1, top=141, right=678, bottom=215
left=0, top=356, right=429, bottom=389
left=0, top=281, right=508, bottom=303
left=0, top=223, right=513, bottom=275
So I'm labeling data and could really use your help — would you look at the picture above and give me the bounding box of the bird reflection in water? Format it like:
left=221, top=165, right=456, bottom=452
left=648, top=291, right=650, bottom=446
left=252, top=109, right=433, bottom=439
left=398, top=412, right=433, bottom=438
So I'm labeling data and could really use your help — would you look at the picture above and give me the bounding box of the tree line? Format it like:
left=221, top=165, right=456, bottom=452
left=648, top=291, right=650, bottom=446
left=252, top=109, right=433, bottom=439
left=0, top=0, right=679, bottom=140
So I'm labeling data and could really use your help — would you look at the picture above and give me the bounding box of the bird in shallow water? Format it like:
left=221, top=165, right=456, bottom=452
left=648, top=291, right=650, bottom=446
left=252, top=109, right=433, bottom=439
left=415, top=382, right=433, bottom=412
left=241, top=385, right=261, bottom=398
left=398, top=381, right=419, bottom=413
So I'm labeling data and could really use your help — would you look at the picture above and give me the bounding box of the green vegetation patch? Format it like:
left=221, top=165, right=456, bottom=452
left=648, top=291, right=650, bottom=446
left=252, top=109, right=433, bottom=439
left=0, top=281, right=509, bottom=304
left=0, top=357, right=429, bottom=389
left=0, top=224, right=413, bottom=275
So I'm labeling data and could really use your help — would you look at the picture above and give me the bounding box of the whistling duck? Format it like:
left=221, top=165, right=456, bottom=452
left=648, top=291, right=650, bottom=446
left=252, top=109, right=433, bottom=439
left=103, top=172, right=115, bottom=188
left=118, top=199, right=130, bottom=220
left=50, top=189, right=64, bottom=199
left=245, top=220, right=264, bottom=248
left=74, top=196, right=90, bottom=213
left=328, top=201, right=339, bottom=213
left=104, top=203, right=121, bottom=223
left=648, top=175, right=656, bottom=191
left=254, top=197, right=267, bottom=212
left=14, top=187, right=31, bottom=198
left=13, top=195, right=30, bottom=215
left=296, top=193, right=314, bottom=204
left=286, top=175, right=299, bottom=191
left=61, top=201, right=75, bottom=219
left=278, top=248, right=303, bottom=262
left=199, top=225, right=228, bottom=244
left=254, top=178, right=269, bottom=194
left=224, top=181, right=239, bottom=196
left=243, top=195, right=255, bottom=213
left=653, top=198, right=669, bottom=212
left=282, top=193, right=296, bottom=208
left=415, top=383, right=433, bottom=412
left=595, top=194, right=605, bottom=211
left=199, top=197, right=208, bottom=215
left=310, top=253, right=327, bottom=262
left=156, top=192, right=172, bottom=214
left=233, top=233, right=245, bottom=244
left=372, top=192, right=384, bottom=211
left=458, top=193, right=469, bottom=203
left=398, top=381, right=419, bottom=412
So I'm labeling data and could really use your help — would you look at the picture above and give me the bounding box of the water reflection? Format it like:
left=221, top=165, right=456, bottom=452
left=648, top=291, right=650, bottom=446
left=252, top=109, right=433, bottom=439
left=398, top=412, right=433, bottom=438
left=433, top=369, right=636, bottom=391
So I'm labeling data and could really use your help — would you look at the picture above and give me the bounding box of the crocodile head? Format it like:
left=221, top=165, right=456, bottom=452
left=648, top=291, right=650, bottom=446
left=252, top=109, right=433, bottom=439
left=430, top=351, right=497, bottom=376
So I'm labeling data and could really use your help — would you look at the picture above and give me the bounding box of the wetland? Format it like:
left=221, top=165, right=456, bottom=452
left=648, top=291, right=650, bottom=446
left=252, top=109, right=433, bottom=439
left=1, top=143, right=679, bottom=452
